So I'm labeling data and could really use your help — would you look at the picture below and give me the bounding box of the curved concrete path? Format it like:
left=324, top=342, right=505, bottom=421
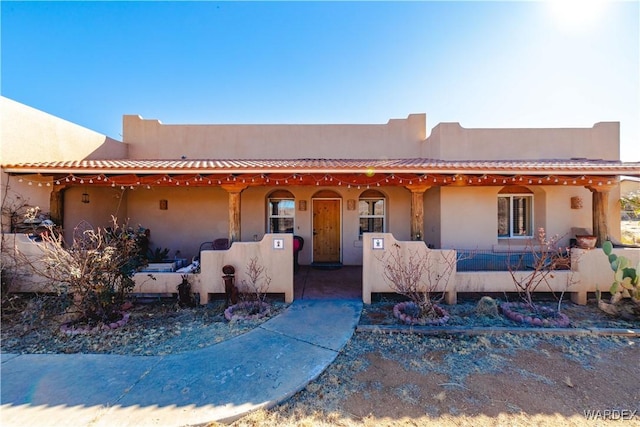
left=1, top=299, right=362, bottom=427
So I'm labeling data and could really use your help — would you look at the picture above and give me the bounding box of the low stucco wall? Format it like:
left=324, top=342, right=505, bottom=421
left=362, top=233, right=457, bottom=304
left=132, top=234, right=294, bottom=303
left=7, top=230, right=637, bottom=307
left=572, top=247, right=640, bottom=293
left=361, top=233, right=640, bottom=305
left=2, top=233, right=56, bottom=292
left=5, top=233, right=294, bottom=304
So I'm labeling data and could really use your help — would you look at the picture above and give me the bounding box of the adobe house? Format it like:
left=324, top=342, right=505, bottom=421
left=2, top=96, right=639, bottom=304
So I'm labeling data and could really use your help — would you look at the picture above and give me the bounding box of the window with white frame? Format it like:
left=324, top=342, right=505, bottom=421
left=267, top=190, right=295, bottom=233
left=359, top=190, right=385, bottom=236
left=498, top=187, right=533, bottom=237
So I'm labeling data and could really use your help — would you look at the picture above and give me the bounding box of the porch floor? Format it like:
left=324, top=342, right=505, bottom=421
left=294, top=265, right=362, bottom=300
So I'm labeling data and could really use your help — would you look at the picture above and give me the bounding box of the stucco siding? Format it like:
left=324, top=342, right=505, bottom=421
left=424, top=121, right=619, bottom=161
left=424, top=187, right=442, bottom=248
left=125, top=187, right=229, bottom=262
left=63, top=187, right=130, bottom=244
left=1, top=96, right=126, bottom=164
left=440, top=186, right=500, bottom=250
left=1, top=96, right=128, bottom=233
left=123, top=114, right=427, bottom=160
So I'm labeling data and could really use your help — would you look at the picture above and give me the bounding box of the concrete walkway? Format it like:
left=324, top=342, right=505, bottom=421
left=1, top=299, right=363, bottom=427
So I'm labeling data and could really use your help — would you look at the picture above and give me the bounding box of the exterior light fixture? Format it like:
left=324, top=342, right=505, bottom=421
left=81, top=193, right=90, bottom=204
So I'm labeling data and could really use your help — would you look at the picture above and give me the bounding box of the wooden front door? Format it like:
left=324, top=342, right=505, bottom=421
left=312, top=199, right=341, bottom=263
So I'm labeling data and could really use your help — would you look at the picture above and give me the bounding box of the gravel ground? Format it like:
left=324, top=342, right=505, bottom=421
left=0, top=295, right=288, bottom=355
left=2, top=294, right=639, bottom=427
left=2, top=293, right=637, bottom=355
left=361, top=295, right=640, bottom=330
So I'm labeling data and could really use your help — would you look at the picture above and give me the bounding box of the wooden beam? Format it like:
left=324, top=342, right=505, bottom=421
left=406, top=184, right=432, bottom=241
left=587, top=184, right=616, bottom=247
left=49, top=188, right=64, bottom=226
left=221, top=184, right=248, bottom=243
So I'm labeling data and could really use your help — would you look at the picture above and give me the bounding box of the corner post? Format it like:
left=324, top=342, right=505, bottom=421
left=50, top=187, right=65, bottom=226
left=221, top=183, right=248, bottom=244
left=587, top=184, right=616, bottom=247
left=405, top=184, right=431, bottom=241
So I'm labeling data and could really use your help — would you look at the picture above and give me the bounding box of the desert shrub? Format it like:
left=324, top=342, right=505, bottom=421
left=475, top=296, right=499, bottom=317
left=379, top=243, right=457, bottom=321
left=22, top=217, right=148, bottom=324
left=239, top=257, right=272, bottom=306
left=177, top=274, right=197, bottom=308
left=506, top=227, right=574, bottom=313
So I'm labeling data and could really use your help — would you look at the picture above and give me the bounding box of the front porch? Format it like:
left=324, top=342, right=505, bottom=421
left=294, top=265, right=362, bottom=300
left=6, top=232, right=639, bottom=307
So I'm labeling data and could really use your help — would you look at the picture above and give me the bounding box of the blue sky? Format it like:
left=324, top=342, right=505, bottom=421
left=2, top=1, right=639, bottom=160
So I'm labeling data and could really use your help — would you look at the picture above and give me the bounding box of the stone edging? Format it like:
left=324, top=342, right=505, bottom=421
left=60, top=312, right=131, bottom=335
left=356, top=324, right=640, bottom=337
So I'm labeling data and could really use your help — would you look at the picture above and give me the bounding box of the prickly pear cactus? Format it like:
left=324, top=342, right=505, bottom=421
left=598, top=241, right=640, bottom=318
left=603, top=241, right=639, bottom=298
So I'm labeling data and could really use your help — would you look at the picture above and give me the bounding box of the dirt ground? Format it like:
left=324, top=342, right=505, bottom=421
left=2, top=294, right=639, bottom=426
left=232, top=332, right=640, bottom=427
left=343, top=341, right=638, bottom=425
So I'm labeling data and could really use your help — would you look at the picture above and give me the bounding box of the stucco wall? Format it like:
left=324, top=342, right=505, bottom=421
left=1, top=97, right=127, bottom=233
left=423, top=187, right=442, bottom=248
left=362, top=233, right=457, bottom=304
left=439, top=185, right=617, bottom=250
left=424, top=122, right=620, bottom=161
left=62, top=186, right=130, bottom=243
left=361, top=233, right=640, bottom=305
left=440, top=186, right=501, bottom=250
left=1, top=174, right=53, bottom=233
left=1, top=97, right=126, bottom=164
left=125, top=187, right=229, bottom=262
left=123, top=113, right=427, bottom=160
left=4, top=233, right=293, bottom=304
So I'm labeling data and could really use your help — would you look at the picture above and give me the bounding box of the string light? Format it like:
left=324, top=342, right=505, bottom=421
left=9, top=172, right=619, bottom=190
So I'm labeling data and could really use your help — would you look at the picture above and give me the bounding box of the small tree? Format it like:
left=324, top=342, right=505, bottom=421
left=19, top=217, right=148, bottom=324
left=379, top=243, right=457, bottom=321
left=240, top=257, right=272, bottom=307
left=506, top=227, right=573, bottom=313
left=225, top=257, right=272, bottom=320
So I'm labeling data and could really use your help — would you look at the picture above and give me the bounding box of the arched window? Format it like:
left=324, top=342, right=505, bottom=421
left=359, top=190, right=385, bottom=236
left=267, top=190, right=295, bottom=233
left=498, top=186, right=533, bottom=237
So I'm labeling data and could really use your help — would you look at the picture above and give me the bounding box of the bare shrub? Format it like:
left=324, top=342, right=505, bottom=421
left=224, top=257, right=272, bottom=320
left=177, top=274, right=197, bottom=308
left=379, top=243, right=457, bottom=320
left=239, top=257, right=272, bottom=307
left=506, top=227, right=576, bottom=313
left=17, top=217, right=148, bottom=325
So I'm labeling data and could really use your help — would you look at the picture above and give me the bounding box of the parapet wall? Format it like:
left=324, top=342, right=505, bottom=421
left=123, top=113, right=427, bottom=160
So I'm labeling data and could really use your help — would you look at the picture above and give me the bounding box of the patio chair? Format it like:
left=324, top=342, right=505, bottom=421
left=213, top=238, right=230, bottom=250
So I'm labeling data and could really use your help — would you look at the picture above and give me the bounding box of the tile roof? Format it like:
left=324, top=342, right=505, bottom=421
left=2, top=158, right=640, bottom=176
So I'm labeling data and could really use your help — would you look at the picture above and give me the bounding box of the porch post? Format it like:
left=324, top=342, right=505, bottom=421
left=221, top=184, right=248, bottom=244
left=405, top=184, right=431, bottom=241
left=50, top=188, right=64, bottom=226
left=587, top=184, right=615, bottom=247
